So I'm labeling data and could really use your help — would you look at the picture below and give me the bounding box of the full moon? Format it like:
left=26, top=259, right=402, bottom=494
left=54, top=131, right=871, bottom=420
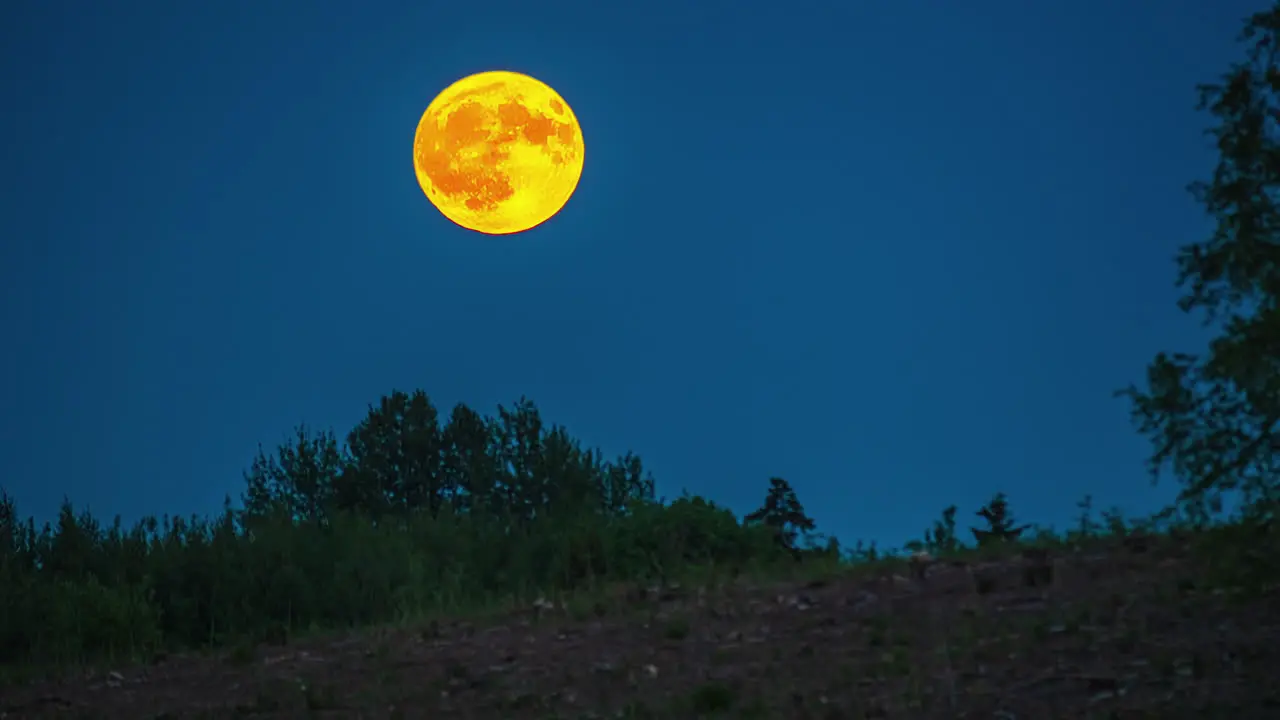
left=412, top=71, right=585, bottom=235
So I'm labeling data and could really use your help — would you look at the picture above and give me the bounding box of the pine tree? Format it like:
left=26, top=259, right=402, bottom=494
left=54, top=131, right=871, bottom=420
left=970, top=493, right=1030, bottom=547
left=744, top=477, right=817, bottom=556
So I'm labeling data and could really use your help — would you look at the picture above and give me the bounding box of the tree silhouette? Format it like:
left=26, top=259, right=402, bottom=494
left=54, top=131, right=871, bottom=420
left=236, top=390, right=660, bottom=534
left=1120, top=5, right=1280, bottom=519
left=492, top=397, right=549, bottom=523
left=744, top=477, right=816, bottom=556
left=907, top=504, right=960, bottom=556
left=598, top=451, right=655, bottom=516
left=241, top=425, right=344, bottom=522
left=344, top=390, right=446, bottom=518
left=970, top=493, right=1030, bottom=547
left=440, top=401, right=500, bottom=516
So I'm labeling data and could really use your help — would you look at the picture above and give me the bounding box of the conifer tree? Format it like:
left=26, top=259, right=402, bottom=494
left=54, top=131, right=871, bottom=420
left=970, top=493, right=1029, bottom=547
left=744, top=477, right=817, bottom=555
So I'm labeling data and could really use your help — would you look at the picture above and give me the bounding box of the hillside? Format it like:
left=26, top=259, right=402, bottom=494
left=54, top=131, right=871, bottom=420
left=3, top=532, right=1275, bottom=719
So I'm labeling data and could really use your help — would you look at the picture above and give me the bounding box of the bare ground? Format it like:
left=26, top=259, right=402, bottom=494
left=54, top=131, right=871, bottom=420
left=3, top=539, right=1277, bottom=719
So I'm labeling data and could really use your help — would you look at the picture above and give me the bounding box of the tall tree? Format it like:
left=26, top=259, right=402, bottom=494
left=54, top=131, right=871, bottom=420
left=536, top=425, right=600, bottom=517
left=345, top=390, right=447, bottom=517
left=241, top=425, right=345, bottom=522
left=441, top=402, right=500, bottom=516
left=492, top=397, right=547, bottom=522
left=0, top=491, right=35, bottom=574
left=43, top=499, right=101, bottom=582
left=599, top=451, right=657, bottom=516
left=1121, top=5, right=1280, bottom=518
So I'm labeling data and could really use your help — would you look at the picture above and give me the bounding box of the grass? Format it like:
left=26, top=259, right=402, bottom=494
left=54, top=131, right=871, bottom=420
left=2, top=504, right=1277, bottom=718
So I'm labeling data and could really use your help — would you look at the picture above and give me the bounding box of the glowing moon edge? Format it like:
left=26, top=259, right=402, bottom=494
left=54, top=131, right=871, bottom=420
left=412, top=70, right=585, bottom=235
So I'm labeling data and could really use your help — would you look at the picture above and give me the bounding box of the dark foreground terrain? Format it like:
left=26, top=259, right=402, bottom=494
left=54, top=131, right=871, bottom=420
left=3, top=539, right=1277, bottom=719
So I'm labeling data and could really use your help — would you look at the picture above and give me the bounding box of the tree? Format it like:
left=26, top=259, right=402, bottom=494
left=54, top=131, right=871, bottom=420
left=597, top=451, right=656, bottom=516
left=1120, top=5, right=1280, bottom=520
left=240, top=425, right=345, bottom=522
left=0, top=490, right=37, bottom=580
left=440, top=402, right=500, bottom=516
left=970, top=493, right=1029, bottom=547
left=744, top=477, right=816, bottom=556
left=907, top=504, right=960, bottom=556
left=492, top=397, right=548, bottom=523
left=7, top=386, right=832, bottom=670
left=344, top=390, right=447, bottom=518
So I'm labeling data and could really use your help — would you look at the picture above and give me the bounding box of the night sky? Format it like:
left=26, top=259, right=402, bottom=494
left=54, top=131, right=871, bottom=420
left=0, top=0, right=1258, bottom=550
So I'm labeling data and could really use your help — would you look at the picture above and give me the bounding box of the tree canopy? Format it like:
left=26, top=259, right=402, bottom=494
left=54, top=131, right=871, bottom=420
left=1122, top=6, right=1280, bottom=523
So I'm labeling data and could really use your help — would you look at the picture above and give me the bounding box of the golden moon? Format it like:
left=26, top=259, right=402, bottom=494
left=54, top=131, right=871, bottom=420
left=412, top=71, right=585, bottom=235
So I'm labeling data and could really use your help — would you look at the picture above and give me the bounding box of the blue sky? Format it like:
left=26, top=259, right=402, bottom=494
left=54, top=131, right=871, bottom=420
left=0, top=0, right=1259, bottom=551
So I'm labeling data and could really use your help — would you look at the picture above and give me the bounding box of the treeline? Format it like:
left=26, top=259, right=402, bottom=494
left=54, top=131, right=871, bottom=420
left=2, top=388, right=1272, bottom=677
left=0, top=391, right=834, bottom=671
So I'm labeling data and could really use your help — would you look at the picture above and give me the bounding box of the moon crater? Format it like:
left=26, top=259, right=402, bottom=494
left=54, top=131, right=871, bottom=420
left=413, top=71, right=584, bottom=235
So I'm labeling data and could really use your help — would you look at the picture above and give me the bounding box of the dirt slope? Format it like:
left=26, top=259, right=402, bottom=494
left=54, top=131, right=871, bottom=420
left=3, top=540, right=1277, bottom=719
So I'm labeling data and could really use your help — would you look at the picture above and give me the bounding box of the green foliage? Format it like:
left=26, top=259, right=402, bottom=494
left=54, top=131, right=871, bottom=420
left=1119, top=5, right=1280, bottom=519
left=0, top=391, right=802, bottom=672
left=1116, top=3, right=1280, bottom=600
left=24, top=386, right=1172, bottom=680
